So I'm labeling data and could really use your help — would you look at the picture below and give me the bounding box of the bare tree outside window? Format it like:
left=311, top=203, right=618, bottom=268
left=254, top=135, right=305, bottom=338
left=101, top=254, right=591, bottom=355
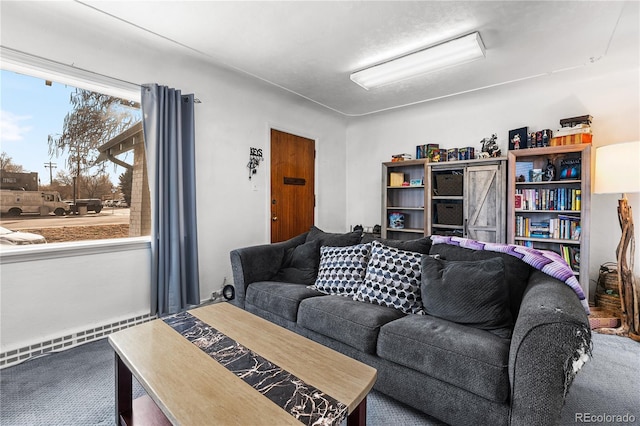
left=47, top=89, right=140, bottom=202
left=0, top=152, right=25, bottom=172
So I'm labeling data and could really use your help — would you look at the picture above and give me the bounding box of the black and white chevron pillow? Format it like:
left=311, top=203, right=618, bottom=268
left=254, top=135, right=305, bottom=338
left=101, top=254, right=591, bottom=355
left=355, top=240, right=425, bottom=315
left=313, top=243, right=372, bottom=297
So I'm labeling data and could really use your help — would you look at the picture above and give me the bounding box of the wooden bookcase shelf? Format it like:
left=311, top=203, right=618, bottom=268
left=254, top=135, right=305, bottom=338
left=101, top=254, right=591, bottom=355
left=381, top=157, right=506, bottom=243
left=507, top=144, right=591, bottom=300
left=382, top=159, right=428, bottom=240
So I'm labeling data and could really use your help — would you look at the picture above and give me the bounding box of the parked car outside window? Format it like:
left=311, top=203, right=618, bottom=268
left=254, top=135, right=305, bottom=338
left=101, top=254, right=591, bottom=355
left=0, top=226, right=47, bottom=246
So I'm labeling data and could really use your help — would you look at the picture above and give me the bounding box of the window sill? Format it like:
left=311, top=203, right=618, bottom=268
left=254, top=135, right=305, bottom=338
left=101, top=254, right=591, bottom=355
left=0, top=237, right=151, bottom=265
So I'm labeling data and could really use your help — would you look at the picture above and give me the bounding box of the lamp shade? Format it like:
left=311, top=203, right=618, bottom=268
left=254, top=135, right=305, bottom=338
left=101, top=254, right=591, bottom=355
left=594, top=141, right=640, bottom=194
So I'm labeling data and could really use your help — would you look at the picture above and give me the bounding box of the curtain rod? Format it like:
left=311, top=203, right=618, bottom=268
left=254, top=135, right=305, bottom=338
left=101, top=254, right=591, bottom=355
left=1, top=46, right=201, bottom=103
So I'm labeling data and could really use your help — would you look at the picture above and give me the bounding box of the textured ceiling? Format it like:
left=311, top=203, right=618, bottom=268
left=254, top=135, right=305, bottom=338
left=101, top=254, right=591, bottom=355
left=2, top=1, right=638, bottom=116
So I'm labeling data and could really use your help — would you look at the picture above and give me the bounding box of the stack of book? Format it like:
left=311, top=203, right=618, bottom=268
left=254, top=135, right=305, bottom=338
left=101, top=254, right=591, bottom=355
left=550, top=115, right=592, bottom=146
left=391, top=153, right=413, bottom=162
left=529, top=221, right=550, bottom=239
left=515, top=215, right=581, bottom=240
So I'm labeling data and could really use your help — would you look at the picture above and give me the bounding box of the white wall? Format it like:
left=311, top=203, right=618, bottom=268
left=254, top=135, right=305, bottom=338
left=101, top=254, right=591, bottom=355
left=345, top=64, right=640, bottom=300
left=1, top=242, right=151, bottom=352
left=188, top=60, right=348, bottom=293
left=0, top=3, right=348, bottom=351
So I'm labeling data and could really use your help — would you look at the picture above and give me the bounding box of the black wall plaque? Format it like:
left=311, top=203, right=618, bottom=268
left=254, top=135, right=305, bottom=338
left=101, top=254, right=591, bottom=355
left=284, top=177, right=306, bottom=185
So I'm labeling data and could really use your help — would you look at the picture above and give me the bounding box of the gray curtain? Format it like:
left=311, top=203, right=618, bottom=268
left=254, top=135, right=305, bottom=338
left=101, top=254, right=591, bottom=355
left=141, top=83, right=200, bottom=316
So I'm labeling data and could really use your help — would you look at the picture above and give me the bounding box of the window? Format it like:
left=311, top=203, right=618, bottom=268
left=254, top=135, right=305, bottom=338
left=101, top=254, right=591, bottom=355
left=1, top=59, right=150, bottom=248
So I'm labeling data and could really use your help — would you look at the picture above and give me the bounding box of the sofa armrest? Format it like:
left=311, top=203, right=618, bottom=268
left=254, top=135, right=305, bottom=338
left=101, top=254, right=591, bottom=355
left=229, top=233, right=308, bottom=308
left=508, top=270, right=591, bottom=426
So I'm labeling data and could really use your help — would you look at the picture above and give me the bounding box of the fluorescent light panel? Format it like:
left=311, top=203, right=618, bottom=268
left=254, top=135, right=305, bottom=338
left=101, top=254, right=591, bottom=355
left=351, top=32, right=486, bottom=90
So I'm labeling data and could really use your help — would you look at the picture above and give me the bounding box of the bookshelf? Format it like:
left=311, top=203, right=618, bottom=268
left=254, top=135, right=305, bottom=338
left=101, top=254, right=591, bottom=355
left=507, top=145, right=591, bottom=300
left=381, top=159, right=427, bottom=240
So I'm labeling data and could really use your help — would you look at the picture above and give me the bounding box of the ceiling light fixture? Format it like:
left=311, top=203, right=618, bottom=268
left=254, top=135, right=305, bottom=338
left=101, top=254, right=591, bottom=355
left=350, top=32, right=486, bottom=90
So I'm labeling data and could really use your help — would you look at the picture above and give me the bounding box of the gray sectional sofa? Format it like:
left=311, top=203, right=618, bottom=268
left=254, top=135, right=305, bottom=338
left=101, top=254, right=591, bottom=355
left=230, top=227, right=591, bottom=426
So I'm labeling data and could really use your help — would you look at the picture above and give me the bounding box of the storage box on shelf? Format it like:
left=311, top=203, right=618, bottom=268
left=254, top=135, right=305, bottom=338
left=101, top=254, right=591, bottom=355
left=382, top=159, right=427, bottom=240
left=507, top=144, right=591, bottom=300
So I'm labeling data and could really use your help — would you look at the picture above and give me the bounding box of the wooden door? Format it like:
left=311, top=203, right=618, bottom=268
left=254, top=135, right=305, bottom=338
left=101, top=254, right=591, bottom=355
left=464, top=163, right=505, bottom=243
left=270, top=129, right=315, bottom=243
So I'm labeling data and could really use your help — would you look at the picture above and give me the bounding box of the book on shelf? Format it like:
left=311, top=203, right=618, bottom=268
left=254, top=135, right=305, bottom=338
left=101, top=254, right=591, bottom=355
left=516, top=188, right=581, bottom=211
left=559, top=115, right=593, bottom=127
left=530, top=233, right=550, bottom=239
left=391, top=153, right=413, bottom=162
left=550, top=133, right=592, bottom=146
left=569, top=246, right=580, bottom=271
left=553, top=125, right=592, bottom=137
left=560, top=244, right=580, bottom=272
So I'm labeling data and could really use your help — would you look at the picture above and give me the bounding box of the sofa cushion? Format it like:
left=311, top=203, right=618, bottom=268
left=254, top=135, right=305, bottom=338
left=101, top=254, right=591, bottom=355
left=377, top=314, right=511, bottom=403
left=298, top=296, right=405, bottom=354
left=355, top=240, right=425, bottom=315
left=359, top=236, right=432, bottom=254
left=272, top=239, right=321, bottom=285
left=312, top=243, right=371, bottom=297
left=421, top=257, right=513, bottom=338
left=429, top=243, right=531, bottom=318
left=306, top=226, right=363, bottom=247
left=245, top=281, right=325, bottom=322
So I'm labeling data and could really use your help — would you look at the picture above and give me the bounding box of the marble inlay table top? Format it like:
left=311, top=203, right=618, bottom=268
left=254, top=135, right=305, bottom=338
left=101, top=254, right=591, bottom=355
left=109, top=302, right=377, bottom=426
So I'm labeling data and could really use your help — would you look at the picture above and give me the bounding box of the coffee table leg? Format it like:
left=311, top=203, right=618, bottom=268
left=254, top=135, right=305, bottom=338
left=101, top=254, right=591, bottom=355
left=347, top=396, right=367, bottom=426
left=115, top=353, right=133, bottom=426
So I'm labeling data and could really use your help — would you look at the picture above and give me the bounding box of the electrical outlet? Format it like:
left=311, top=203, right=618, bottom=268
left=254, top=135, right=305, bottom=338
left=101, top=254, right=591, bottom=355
left=210, top=277, right=230, bottom=302
left=210, top=290, right=223, bottom=301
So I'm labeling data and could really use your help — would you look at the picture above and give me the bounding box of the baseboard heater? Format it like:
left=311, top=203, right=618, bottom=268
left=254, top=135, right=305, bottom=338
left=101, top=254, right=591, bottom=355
left=0, top=313, right=154, bottom=369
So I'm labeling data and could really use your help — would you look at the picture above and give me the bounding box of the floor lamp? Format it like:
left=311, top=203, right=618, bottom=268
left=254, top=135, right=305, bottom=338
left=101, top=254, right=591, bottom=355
left=594, top=141, right=640, bottom=341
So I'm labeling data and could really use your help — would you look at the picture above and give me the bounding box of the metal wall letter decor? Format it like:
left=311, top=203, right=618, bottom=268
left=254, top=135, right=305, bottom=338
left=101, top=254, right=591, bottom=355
left=248, top=147, right=263, bottom=180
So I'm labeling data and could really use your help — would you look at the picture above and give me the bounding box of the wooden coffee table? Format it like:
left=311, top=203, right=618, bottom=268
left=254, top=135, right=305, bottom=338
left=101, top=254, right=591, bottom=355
left=109, top=302, right=377, bottom=425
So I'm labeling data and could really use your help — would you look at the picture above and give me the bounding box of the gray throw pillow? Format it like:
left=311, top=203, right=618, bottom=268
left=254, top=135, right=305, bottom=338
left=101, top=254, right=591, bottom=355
left=429, top=244, right=531, bottom=318
left=421, top=256, right=513, bottom=338
left=306, top=226, right=362, bottom=247
left=272, top=239, right=321, bottom=285
left=359, top=236, right=432, bottom=254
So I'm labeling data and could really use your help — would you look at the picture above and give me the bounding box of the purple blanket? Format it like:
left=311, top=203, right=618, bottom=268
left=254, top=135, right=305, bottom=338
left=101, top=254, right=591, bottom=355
left=430, top=236, right=590, bottom=314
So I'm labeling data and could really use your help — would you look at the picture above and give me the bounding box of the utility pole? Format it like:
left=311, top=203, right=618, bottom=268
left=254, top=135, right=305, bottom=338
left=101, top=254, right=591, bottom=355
left=44, top=161, right=57, bottom=184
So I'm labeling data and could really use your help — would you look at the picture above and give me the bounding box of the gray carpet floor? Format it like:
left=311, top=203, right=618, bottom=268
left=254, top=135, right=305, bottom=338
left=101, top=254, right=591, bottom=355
left=0, top=332, right=638, bottom=425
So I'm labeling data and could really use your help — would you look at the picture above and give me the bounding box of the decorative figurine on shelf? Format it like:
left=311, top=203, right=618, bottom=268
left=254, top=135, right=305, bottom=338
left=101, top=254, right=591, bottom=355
left=480, top=133, right=501, bottom=157
left=544, top=159, right=556, bottom=181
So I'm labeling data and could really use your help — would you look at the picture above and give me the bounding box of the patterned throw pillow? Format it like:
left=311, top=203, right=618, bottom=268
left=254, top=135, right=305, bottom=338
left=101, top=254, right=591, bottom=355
left=313, top=243, right=371, bottom=297
left=355, top=240, right=425, bottom=315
